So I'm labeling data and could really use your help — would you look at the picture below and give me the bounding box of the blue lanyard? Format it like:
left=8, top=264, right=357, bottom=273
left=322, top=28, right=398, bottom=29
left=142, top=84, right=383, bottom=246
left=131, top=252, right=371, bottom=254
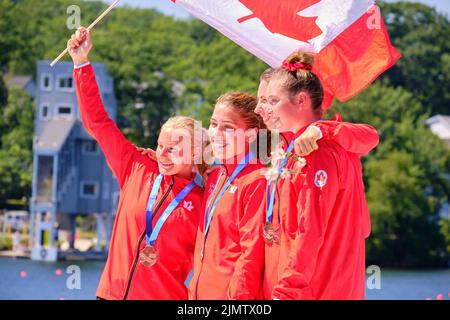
left=203, top=152, right=255, bottom=241
left=145, top=173, right=196, bottom=246
left=266, top=140, right=294, bottom=224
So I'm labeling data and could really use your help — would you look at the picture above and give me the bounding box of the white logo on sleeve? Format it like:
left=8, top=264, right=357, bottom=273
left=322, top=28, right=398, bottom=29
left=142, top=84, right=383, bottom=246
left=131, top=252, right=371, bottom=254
left=314, top=170, right=328, bottom=188
left=229, top=185, right=238, bottom=194
left=183, top=200, right=194, bottom=212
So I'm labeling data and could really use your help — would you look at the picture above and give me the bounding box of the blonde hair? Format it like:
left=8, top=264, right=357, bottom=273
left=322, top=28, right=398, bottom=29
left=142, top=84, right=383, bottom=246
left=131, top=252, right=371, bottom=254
left=260, top=67, right=275, bottom=82
left=161, top=116, right=211, bottom=177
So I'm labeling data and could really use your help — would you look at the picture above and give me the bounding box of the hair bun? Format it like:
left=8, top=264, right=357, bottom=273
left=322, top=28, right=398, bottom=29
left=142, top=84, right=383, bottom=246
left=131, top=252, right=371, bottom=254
left=273, top=50, right=323, bottom=116
left=281, top=51, right=314, bottom=72
left=286, top=51, right=314, bottom=66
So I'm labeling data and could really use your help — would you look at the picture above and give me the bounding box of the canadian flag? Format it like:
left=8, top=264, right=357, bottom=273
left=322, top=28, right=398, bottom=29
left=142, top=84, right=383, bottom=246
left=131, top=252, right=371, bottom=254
left=171, top=0, right=401, bottom=110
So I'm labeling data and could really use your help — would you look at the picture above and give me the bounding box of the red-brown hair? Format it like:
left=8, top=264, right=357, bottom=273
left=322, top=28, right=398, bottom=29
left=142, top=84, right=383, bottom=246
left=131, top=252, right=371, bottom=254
left=272, top=51, right=324, bottom=117
left=215, top=92, right=271, bottom=161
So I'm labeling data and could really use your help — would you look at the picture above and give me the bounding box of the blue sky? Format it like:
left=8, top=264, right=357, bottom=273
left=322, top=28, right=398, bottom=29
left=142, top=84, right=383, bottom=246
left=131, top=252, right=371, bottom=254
left=103, top=0, right=450, bottom=18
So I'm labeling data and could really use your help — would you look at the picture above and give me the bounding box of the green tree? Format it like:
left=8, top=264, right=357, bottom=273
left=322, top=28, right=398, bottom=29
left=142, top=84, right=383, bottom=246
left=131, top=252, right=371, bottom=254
left=89, top=9, right=183, bottom=147
left=0, top=74, right=7, bottom=108
left=3, top=0, right=104, bottom=74
left=329, top=82, right=450, bottom=267
left=118, top=73, right=176, bottom=148
left=379, top=1, right=450, bottom=115
left=0, top=88, right=34, bottom=207
left=440, top=217, right=450, bottom=257
left=0, top=0, right=17, bottom=71
left=365, top=152, right=447, bottom=267
left=166, top=34, right=267, bottom=125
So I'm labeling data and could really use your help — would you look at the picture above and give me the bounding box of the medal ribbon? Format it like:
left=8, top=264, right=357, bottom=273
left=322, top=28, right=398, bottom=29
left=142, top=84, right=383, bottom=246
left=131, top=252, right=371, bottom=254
left=266, top=140, right=295, bottom=224
left=203, top=152, right=255, bottom=242
left=145, top=173, right=197, bottom=246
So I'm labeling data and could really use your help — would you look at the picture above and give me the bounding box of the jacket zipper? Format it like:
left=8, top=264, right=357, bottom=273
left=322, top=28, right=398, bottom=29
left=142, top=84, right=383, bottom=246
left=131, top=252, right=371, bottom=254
left=123, top=176, right=175, bottom=300
left=193, top=168, right=228, bottom=299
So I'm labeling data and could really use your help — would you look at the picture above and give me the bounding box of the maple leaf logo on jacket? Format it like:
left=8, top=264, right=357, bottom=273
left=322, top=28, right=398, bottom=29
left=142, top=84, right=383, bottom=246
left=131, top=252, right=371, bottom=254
left=237, top=0, right=323, bottom=42
left=314, top=170, right=328, bottom=188
left=183, top=200, right=194, bottom=212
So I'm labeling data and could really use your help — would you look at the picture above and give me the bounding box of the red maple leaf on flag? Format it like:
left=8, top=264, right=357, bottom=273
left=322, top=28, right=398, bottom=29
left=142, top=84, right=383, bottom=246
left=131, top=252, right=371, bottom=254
left=237, top=0, right=323, bottom=42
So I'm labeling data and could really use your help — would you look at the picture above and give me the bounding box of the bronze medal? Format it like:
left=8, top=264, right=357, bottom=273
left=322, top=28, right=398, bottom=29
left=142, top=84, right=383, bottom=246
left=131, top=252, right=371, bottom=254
left=263, top=223, right=280, bottom=245
left=263, top=222, right=275, bottom=244
left=139, top=245, right=158, bottom=267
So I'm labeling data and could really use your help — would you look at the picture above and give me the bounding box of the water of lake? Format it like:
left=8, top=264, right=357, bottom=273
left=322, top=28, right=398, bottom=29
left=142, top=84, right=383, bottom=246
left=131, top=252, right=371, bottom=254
left=0, top=257, right=449, bottom=300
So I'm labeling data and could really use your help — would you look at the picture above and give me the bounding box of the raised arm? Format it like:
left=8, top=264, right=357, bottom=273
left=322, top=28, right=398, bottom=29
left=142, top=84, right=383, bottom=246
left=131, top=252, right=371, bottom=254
left=295, top=120, right=379, bottom=157
left=68, top=27, right=156, bottom=187
left=314, top=120, right=379, bottom=155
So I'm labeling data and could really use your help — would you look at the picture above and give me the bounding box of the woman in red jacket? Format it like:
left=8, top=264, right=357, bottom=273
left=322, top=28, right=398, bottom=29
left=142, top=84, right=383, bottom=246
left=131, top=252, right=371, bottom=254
left=256, top=51, right=375, bottom=299
left=67, top=27, right=208, bottom=300
left=188, top=92, right=268, bottom=300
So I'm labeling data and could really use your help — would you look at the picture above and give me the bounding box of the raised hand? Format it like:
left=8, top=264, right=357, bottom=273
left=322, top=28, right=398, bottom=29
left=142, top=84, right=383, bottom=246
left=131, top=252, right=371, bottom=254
left=294, top=126, right=321, bottom=156
left=135, top=145, right=157, bottom=162
left=67, top=26, right=93, bottom=66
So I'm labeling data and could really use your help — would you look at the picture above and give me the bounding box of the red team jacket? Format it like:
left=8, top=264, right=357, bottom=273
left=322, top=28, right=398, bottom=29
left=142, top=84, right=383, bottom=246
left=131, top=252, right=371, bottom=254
left=188, top=157, right=267, bottom=300
left=74, top=64, right=203, bottom=300
left=264, top=122, right=378, bottom=300
left=75, top=63, right=377, bottom=300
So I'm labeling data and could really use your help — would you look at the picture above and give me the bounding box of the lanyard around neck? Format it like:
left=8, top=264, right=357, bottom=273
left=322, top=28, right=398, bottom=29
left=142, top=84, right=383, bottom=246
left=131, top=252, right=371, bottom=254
left=145, top=174, right=196, bottom=246
left=266, top=140, right=294, bottom=224
left=203, top=152, right=255, bottom=241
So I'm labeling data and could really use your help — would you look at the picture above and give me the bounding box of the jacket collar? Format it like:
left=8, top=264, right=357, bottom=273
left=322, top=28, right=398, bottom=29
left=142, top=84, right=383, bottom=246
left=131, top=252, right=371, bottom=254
left=278, top=125, right=310, bottom=151
left=215, top=151, right=260, bottom=177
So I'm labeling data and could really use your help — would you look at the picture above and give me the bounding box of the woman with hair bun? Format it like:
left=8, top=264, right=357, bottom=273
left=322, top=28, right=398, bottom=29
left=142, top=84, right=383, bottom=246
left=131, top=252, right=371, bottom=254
left=257, top=51, right=375, bottom=300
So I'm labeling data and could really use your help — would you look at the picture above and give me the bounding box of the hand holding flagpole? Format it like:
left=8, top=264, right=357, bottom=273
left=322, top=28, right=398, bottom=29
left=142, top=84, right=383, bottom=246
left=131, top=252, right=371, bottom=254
left=50, top=0, right=122, bottom=67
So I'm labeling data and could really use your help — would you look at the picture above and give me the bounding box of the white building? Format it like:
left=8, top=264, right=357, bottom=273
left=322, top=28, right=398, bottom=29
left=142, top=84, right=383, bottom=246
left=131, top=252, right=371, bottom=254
left=425, top=115, right=450, bottom=148
left=425, top=115, right=450, bottom=219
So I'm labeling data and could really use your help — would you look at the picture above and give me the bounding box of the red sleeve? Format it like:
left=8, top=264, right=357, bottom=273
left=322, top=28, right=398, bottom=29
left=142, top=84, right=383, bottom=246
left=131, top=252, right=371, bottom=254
left=227, top=177, right=266, bottom=300
left=313, top=120, right=379, bottom=155
left=272, top=143, right=340, bottom=299
left=74, top=64, right=157, bottom=188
